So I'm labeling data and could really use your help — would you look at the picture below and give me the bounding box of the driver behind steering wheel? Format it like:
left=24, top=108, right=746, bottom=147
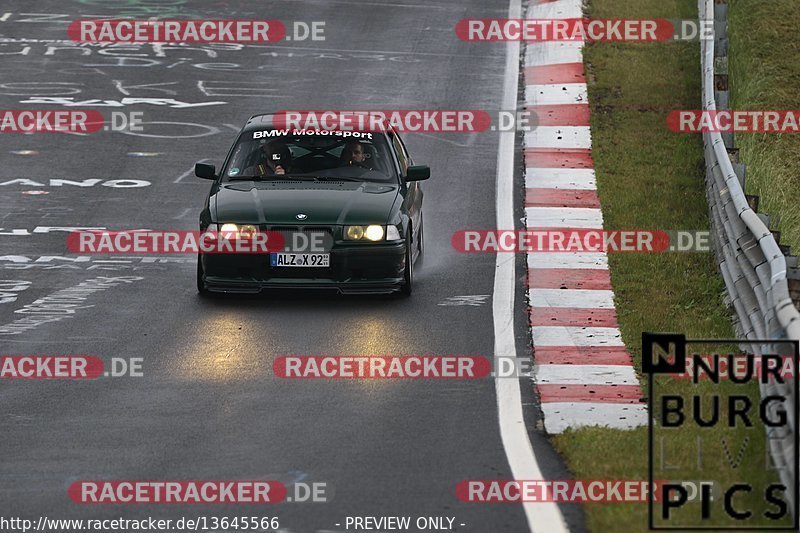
left=340, top=140, right=371, bottom=169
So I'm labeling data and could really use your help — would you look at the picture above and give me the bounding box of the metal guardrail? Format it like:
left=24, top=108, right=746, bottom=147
left=700, top=0, right=800, bottom=515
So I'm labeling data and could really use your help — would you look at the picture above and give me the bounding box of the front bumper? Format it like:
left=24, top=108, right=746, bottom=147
left=200, top=241, right=407, bottom=295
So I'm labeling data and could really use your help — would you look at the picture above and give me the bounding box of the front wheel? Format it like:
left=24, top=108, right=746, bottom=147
left=196, top=255, right=210, bottom=297
left=400, top=233, right=413, bottom=297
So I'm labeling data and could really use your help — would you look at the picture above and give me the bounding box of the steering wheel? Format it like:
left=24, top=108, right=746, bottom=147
left=293, top=151, right=341, bottom=172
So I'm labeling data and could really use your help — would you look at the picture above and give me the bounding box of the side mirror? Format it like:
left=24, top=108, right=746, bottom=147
left=195, top=163, right=217, bottom=180
left=405, top=165, right=430, bottom=182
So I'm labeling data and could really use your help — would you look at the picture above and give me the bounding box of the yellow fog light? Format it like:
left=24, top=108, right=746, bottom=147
left=346, top=226, right=364, bottom=240
left=218, top=223, right=257, bottom=238
left=365, top=225, right=385, bottom=241
left=238, top=224, right=257, bottom=236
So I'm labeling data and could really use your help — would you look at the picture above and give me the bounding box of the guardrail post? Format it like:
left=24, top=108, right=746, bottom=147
left=745, top=194, right=758, bottom=212
left=728, top=149, right=746, bottom=189
left=714, top=0, right=728, bottom=57
left=712, top=1, right=734, bottom=148
left=787, top=258, right=800, bottom=312
left=789, top=267, right=800, bottom=310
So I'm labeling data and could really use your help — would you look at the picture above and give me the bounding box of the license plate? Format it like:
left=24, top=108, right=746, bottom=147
left=270, top=253, right=330, bottom=267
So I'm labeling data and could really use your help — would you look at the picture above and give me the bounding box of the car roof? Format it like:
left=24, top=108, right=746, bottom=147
left=241, top=113, right=276, bottom=133
left=241, top=113, right=392, bottom=135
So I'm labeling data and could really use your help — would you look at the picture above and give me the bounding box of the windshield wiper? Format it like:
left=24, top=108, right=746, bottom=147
left=227, top=174, right=366, bottom=183
left=227, top=174, right=316, bottom=181
left=312, top=176, right=365, bottom=182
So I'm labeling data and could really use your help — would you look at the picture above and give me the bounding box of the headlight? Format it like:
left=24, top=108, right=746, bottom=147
left=345, top=225, right=385, bottom=241
left=218, top=223, right=257, bottom=238
left=345, top=225, right=365, bottom=240
left=365, top=225, right=385, bottom=241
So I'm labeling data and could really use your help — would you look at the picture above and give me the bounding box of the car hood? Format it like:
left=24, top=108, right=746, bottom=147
left=212, top=180, right=400, bottom=225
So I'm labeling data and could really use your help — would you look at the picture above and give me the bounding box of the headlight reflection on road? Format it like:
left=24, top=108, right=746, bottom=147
left=333, top=317, right=402, bottom=393
left=177, top=313, right=411, bottom=392
left=175, top=313, right=272, bottom=383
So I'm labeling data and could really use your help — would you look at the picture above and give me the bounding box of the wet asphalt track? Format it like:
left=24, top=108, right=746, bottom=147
left=0, top=1, right=584, bottom=531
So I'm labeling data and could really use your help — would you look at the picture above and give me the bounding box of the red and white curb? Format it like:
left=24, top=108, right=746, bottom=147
left=524, top=0, right=647, bottom=434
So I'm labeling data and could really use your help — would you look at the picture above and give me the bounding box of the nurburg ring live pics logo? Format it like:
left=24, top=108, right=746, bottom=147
left=643, top=332, right=799, bottom=529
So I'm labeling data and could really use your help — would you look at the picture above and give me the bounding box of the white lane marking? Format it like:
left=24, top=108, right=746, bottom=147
left=536, top=364, right=640, bottom=385
left=541, top=403, right=649, bottom=434
left=528, top=0, right=583, bottom=19
left=525, top=168, right=597, bottom=190
left=525, top=83, right=588, bottom=106
left=174, top=159, right=209, bottom=184
left=525, top=206, right=604, bottom=228
left=527, top=252, right=608, bottom=269
left=173, top=208, right=193, bottom=220
left=529, top=288, right=615, bottom=309
left=525, top=41, right=584, bottom=67
left=438, top=295, right=490, bottom=307
left=494, top=0, right=569, bottom=531
left=524, top=126, right=592, bottom=149
left=0, top=13, right=11, bottom=22
left=531, top=326, right=624, bottom=347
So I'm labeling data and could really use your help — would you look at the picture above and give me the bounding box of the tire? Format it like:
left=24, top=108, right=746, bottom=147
left=196, top=255, right=210, bottom=297
left=416, top=215, right=424, bottom=263
left=400, top=232, right=413, bottom=297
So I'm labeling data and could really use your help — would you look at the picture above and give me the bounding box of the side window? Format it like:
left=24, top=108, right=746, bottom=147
left=390, top=132, right=409, bottom=176
left=395, top=131, right=413, bottom=166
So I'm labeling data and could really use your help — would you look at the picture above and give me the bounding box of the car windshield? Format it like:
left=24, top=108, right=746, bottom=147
left=223, top=129, right=398, bottom=183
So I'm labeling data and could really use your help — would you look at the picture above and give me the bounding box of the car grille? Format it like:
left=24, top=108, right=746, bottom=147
left=267, top=226, right=335, bottom=253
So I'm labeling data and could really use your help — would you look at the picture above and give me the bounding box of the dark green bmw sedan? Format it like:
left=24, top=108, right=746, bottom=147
left=194, top=114, right=429, bottom=296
